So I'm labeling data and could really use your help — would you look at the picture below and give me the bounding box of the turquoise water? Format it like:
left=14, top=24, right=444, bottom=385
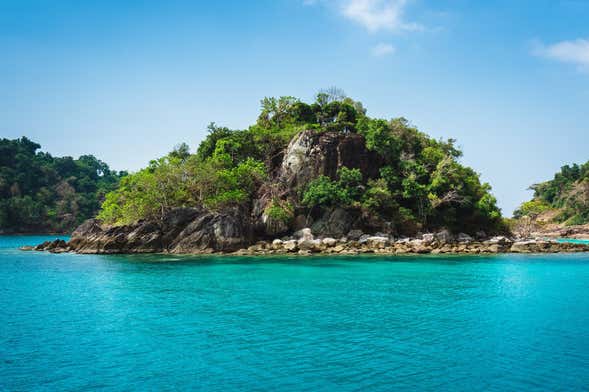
left=557, top=238, right=589, bottom=245
left=2, top=236, right=589, bottom=391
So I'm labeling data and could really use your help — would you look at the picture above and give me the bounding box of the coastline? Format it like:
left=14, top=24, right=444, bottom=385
left=26, top=233, right=589, bottom=255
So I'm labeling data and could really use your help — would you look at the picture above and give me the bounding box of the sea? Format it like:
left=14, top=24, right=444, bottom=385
left=1, top=235, right=589, bottom=391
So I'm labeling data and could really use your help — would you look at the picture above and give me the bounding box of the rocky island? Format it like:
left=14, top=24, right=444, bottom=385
left=28, top=92, right=589, bottom=255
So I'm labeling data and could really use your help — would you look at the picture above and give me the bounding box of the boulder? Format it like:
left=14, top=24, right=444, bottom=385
left=366, top=236, right=389, bottom=249
left=347, top=230, right=364, bottom=241
left=457, top=233, right=473, bottom=243
left=489, top=236, right=513, bottom=245
left=298, top=239, right=322, bottom=252
left=321, top=237, right=337, bottom=247
left=358, top=234, right=371, bottom=244
left=435, top=230, right=454, bottom=244
left=293, top=228, right=314, bottom=241
left=311, top=208, right=358, bottom=238
left=283, top=240, right=298, bottom=252
left=422, top=233, right=435, bottom=244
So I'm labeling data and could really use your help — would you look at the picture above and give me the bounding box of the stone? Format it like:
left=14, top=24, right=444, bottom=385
left=347, top=229, right=364, bottom=241
left=457, top=233, right=473, bottom=243
left=333, top=245, right=345, bottom=253
left=293, top=228, right=314, bottom=241
left=495, top=236, right=513, bottom=245
left=358, top=234, right=371, bottom=244
left=311, top=208, right=358, bottom=238
left=435, top=229, right=454, bottom=244
left=283, top=240, right=298, bottom=252
left=366, top=236, right=389, bottom=249
left=58, top=207, right=251, bottom=254
left=321, top=237, right=337, bottom=247
left=422, top=233, right=435, bottom=243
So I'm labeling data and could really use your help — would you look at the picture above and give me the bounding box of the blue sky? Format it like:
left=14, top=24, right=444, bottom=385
left=1, top=0, right=588, bottom=215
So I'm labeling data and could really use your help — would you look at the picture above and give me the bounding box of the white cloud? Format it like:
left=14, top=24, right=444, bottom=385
left=341, top=0, right=421, bottom=32
left=372, top=42, right=395, bottom=56
left=534, top=38, right=589, bottom=70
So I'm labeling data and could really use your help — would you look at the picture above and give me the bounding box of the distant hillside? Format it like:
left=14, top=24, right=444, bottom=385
left=0, top=137, right=125, bottom=233
left=515, top=161, right=589, bottom=226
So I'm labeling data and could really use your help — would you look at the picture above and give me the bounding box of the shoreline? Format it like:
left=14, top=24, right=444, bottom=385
left=25, top=235, right=589, bottom=255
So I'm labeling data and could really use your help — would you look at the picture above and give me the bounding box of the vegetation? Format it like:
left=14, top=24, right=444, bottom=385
left=515, top=161, right=589, bottom=225
left=98, top=90, right=506, bottom=235
left=0, top=137, right=125, bottom=232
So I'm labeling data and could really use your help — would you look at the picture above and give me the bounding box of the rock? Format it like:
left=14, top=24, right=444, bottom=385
left=422, top=233, right=435, bottom=244
left=510, top=241, right=537, bottom=253
left=34, top=239, right=69, bottom=253
left=169, top=211, right=249, bottom=253
left=60, top=208, right=251, bottom=254
left=487, top=244, right=501, bottom=253
left=333, top=245, right=345, bottom=253
left=293, top=228, right=314, bottom=241
left=283, top=240, right=298, bottom=252
left=321, top=237, right=337, bottom=247
left=358, top=234, right=371, bottom=244
left=347, top=230, right=364, bottom=241
left=457, top=233, right=473, bottom=243
left=435, top=230, right=454, bottom=244
left=311, top=207, right=358, bottom=238
left=261, top=211, right=290, bottom=237
left=489, top=236, right=512, bottom=245
left=292, top=215, right=310, bottom=231
left=366, top=236, right=389, bottom=249
left=279, top=130, right=382, bottom=193
left=298, top=239, right=322, bottom=251
left=19, top=246, right=34, bottom=251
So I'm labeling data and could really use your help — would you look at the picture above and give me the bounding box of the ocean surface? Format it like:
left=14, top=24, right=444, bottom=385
left=1, top=236, right=589, bottom=391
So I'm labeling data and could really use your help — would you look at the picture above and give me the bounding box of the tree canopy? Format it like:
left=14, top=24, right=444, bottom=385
left=0, top=137, right=125, bottom=232
left=515, top=161, right=589, bottom=225
left=97, top=91, right=505, bottom=235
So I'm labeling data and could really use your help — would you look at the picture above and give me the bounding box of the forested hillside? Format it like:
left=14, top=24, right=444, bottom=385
left=97, top=91, right=506, bottom=236
left=515, top=161, right=589, bottom=225
left=0, top=137, right=125, bottom=233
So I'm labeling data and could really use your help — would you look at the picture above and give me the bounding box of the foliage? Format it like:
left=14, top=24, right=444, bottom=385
left=264, top=199, right=294, bottom=224
left=0, top=137, right=124, bottom=232
left=97, top=90, right=505, bottom=234
left=517, top=161, right=589, bottom=225
left=513, top=199, right=551, bottom=219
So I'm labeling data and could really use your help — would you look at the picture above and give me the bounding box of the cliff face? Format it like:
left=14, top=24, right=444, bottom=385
left=278, top=130, right=382, bottom=191
left=62, top=208, right=250, bottom=254
left=254, top=130, right=383, bottom=238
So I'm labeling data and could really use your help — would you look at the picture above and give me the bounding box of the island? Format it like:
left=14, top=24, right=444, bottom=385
left=16, top=92, right=589, bottom=254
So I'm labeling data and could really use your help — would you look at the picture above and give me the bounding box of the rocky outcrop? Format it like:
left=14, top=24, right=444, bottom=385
left=35, top=208, right=251, bottom=254
left=531, top=223, right=589, bottom=240
left=232, top=229, right=589, bottom=256
left=310, top=207, right=359, bottom=238
left=279, top=130, right=382, bottom=192
left=253, top=130, right=384, bottom=238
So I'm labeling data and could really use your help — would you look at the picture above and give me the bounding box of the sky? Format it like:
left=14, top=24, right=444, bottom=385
left=1, top=0, right=588, bottom=215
